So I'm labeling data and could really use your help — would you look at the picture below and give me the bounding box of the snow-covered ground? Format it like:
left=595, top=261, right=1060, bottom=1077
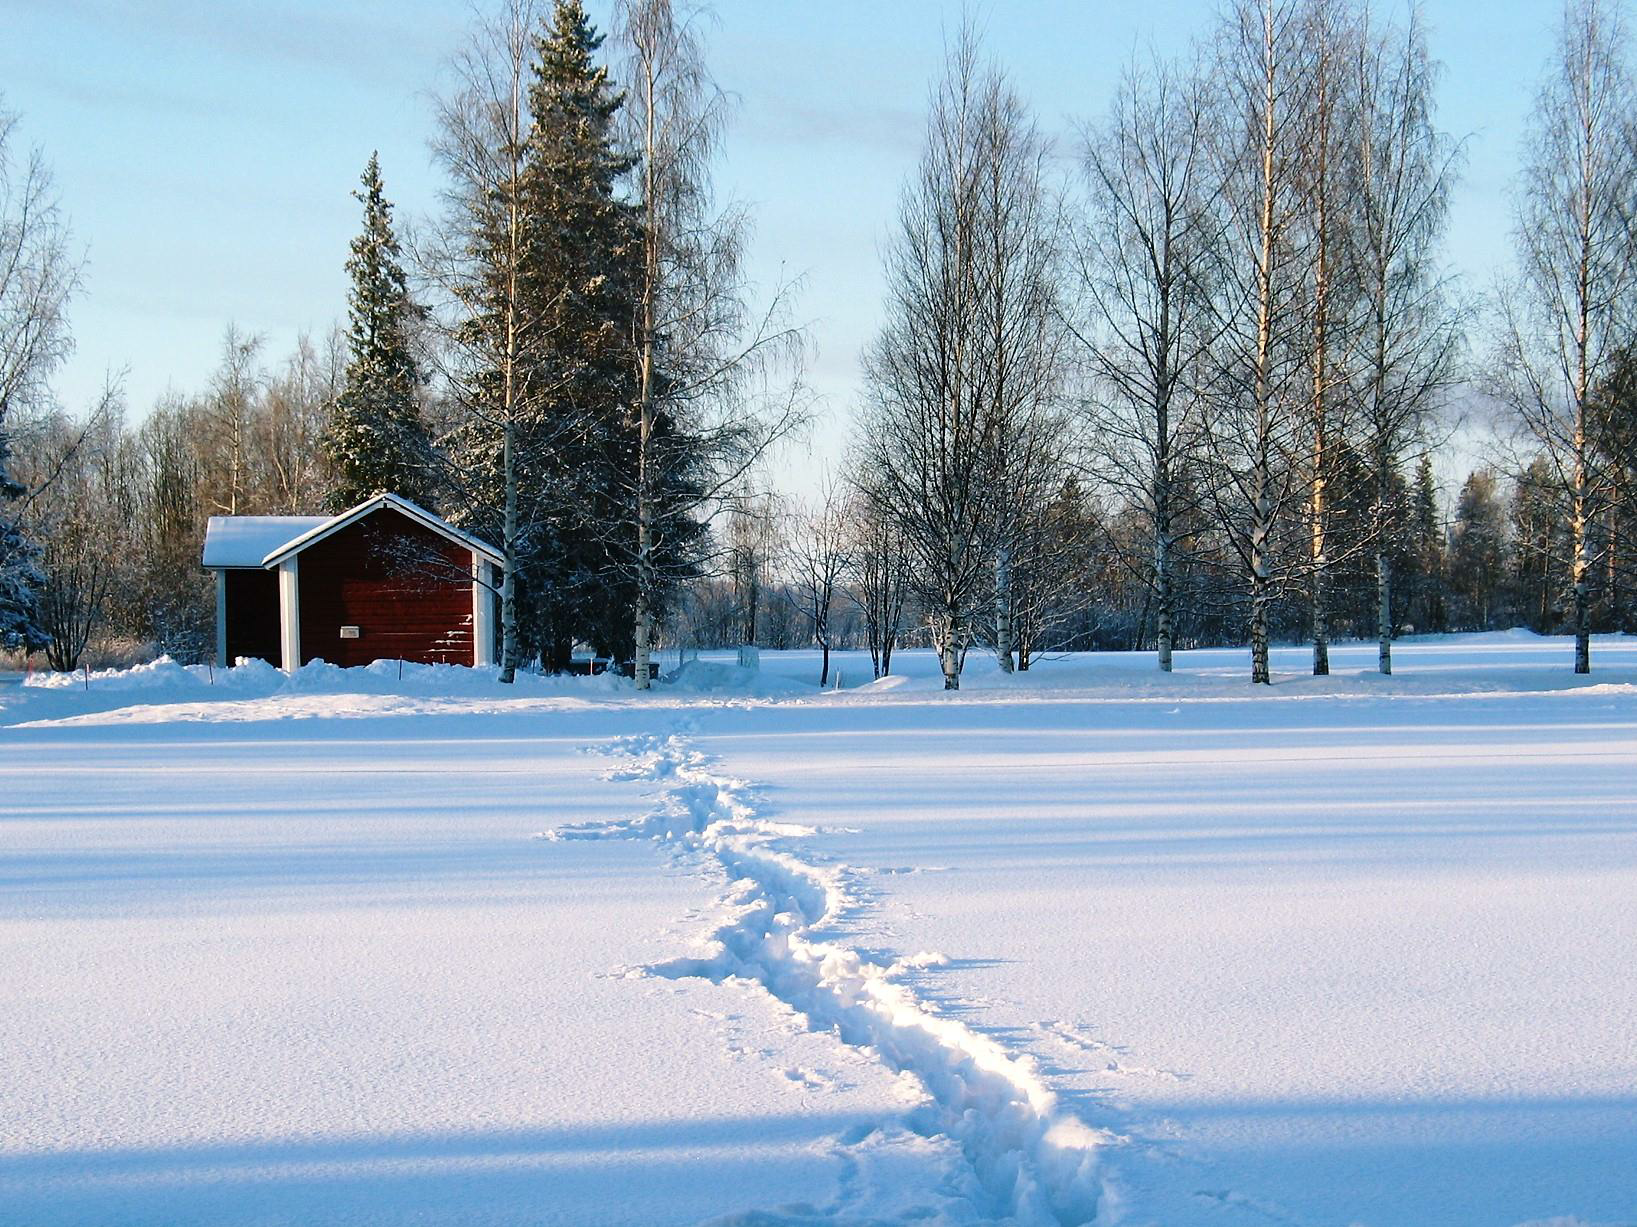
left=2, top=634, right=1633, bottom=1227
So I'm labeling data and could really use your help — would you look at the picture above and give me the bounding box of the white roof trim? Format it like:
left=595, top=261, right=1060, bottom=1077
left=257, top=493, right=505, bottom=569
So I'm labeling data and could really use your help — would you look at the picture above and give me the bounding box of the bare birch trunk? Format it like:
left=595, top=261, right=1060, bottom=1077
left=938, top=573, right=961, bottom=688
left=633, top=503, right=652, bottom=686
left=1311, top=510, right=1329, bottom=674
left=230, top=416, right=243, bottom=517
left=1573, top=441, right=1591, bottom=673
left=1155, top=540, right=1174, bottom=673
left=1249, top=8, right=1278, bottom=690
left=1247, top=515, right=1275, bottom=675
left=631, top=35, right=659, bottom=692
left=1155, top=457, right=1174, bottom=672
left=1376, top=458, right=1393, bottom=675
left=496, top=39, right=525, bottom=685
left=1609, top=503, right=1622, bottom=629
left=994, top=545, right=1013, bottom=672
left=941, top=632, right=960, bottom=690
left=633, top=349, right=655, bottom=689
left=1308, top=13, right=1334, bottom=678
left=1309, top=354, right=1330, bottom=677
left=1573, top=74, right=1593, bottom=676
left=499, top=417, right=520, bottom=683
left=1249, top=592, right=1271, bottom=684
left=1573, top=167, right=1592, bottom=676
left=1251, top=481, right=1272, bottom=685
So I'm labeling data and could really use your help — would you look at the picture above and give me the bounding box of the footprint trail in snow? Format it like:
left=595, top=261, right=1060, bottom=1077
left=547, top=730, right=1117, bottom=1227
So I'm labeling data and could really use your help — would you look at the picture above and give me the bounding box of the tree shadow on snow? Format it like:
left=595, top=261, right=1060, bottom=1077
left=0, top=1112, right=881, bottom=1227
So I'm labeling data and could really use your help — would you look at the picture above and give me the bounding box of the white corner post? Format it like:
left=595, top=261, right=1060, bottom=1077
left=277, top=557, right=301, bottom=673
left=214, top=570, right=228, bottom=667
left=472, top=556, right=496, bottom=668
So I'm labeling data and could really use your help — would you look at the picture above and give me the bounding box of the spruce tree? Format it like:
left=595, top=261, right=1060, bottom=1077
left=0, top=435, right=43, bottom=650
left=441, top=0, right=639, bottom=670
left=1449, top=470, right=1507, bottom=629
left=436, top=0, right=700, bottom=673
left=1410, top=454, right=1446, bottom=632
left=321, top=153, right=432, bottom=511
left=517, top=0, right=644, bottom=667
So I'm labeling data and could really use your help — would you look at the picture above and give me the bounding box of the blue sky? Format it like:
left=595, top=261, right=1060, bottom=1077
left=2, top=0, right=1551, bottom=483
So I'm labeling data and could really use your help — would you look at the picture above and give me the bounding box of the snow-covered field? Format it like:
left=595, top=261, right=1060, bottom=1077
left=2, top=633, right=1634, bottom=1227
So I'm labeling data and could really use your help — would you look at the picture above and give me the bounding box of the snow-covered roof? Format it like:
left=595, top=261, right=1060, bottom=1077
left=202, top=494, right=504, bottom=571
left=260, top=493, right=504, bottom=569
left=202, top=516, right=328, bottom=568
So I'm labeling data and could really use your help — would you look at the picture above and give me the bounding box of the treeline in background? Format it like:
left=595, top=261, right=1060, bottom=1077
left=4, top=0, right=1637, bottom=685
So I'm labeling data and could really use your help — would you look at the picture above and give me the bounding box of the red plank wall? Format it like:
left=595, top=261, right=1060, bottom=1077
left=296, top=509, right=475, bottom=667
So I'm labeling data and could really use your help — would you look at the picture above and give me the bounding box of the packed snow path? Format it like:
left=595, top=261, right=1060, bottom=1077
left=551, top=731, right=1114, bottom=1227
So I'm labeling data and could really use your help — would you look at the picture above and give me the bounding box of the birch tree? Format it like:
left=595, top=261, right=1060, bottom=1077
left=1294, top=0, right=1360, bottom=676
left=860, top=33, right=1053, bottom=690
left=203, top=325, right=262, bottom=517
left=1008, top=473, right=1103, bottom=669
left=843, top=469, right=911, bottom=679
left=15, top=386, right=129, bottom=670
left=1205, top=0, right=1316, bottom=684
left=975, top=73, right=1067, bottom=674
left=725, top=490, right=783, bottom=648
left=1513, top=454, right=1573, bottom=628
left=264, top=332, right=340, bottom=514
left=1072, top=52, right=1223, bottom=672
left=859, top=36, right=990, bottom=690
left=784, top=477, right=849, bottom=686
left=1497, top=0, right=1637, bottom=673
left=614, top=0, right=805, bottom=689
left=134, top=397, right=212, bottom=657
left=429, top=0, right=557, bottom=683
left=1349, top=4, right=1463, bottom=673
left=1587, top=340, right=1637, bottom=627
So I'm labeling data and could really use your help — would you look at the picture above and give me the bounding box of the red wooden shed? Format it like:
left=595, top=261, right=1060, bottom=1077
left=202, top=494, right=503, bottom=671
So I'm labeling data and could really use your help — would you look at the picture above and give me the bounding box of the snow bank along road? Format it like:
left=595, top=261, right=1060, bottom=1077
left=1, top=635, right=1634, bottom=1226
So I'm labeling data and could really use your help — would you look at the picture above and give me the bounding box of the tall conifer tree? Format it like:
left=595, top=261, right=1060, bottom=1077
left=0, top=438, right=43, bottom=649
left=322, top=153, right=431, bottom=510
left=518, top=0, right=643, bottom=666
